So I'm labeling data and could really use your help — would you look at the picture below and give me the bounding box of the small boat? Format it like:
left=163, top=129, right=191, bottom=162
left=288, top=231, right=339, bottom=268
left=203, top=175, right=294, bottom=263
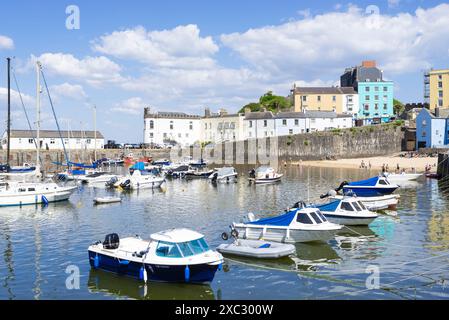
left=233, top=208, right=343, bottom=243
left=209, top=167, right=238, bottom=183
left=166, top=165, right=191, bottom=178
left=0, top=181, right=77, bottom=207
left=184, top=168, right=214, bottom=179
left=383, top=172, right=422, bottom=184
left=118, top=170, right=165, bottom=190
left=94, top=197, right=122, bottom=204
left=329, top=194, right=400, bottom=211
left=299, top=197, right=378, bottom=226
left=81, top=172, right=118, bottom=184
left=217, top=239, right=296, bottom=259
left=189, top=159, right=208, bottom=168
left=152, top=159, right=171, bottom=166
left=340, top=176, right=399, bottom=197
left=425, top=172, right=440, bottom=180
left=88, top=228, right=224, bottom=283
left=248, top=166, right=283, bottom=184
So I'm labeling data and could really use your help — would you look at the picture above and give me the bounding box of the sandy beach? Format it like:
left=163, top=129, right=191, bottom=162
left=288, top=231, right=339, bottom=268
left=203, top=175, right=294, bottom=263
left=293, top=153, right=438, bottom=173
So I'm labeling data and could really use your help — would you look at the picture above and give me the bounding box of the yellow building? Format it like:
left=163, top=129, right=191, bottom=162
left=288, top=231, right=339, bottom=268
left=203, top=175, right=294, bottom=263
left=291, top=86, right=358, bottom=115
left=428, top=69, right=449, bottom=111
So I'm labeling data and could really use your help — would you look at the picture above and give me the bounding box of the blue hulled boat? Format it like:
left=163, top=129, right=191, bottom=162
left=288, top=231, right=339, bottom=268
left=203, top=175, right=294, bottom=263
left=88, top=229, right=223, bottom=283
left=342, top=176, right=399, bottom=197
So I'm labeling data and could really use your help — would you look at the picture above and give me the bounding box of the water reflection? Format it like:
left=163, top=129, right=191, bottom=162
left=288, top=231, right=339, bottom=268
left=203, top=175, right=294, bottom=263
left=87, top=270, right=215, bottom=300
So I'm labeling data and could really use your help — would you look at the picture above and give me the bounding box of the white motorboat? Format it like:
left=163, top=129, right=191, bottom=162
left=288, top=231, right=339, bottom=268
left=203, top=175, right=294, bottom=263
left=233, top=208, right=343, bottom=243
left=305, top=197, right=378, bottom=226
left=248, top=166, right=283, bottom=184
left=116, top=170, right=165, bottom=190
left=81, top=172, right=118, bottom=184
left=94, top=197, right=122, bottom=204
left=330, top=194, right=400, bottom=211
left=0, top=181, right=77, bottom=207
left=217, top=239, right=296, bottom=259
left=383, top=172, right=422, bottom=184
left=88, top=228, right=223, bottom=283
left=209, top=167, right=238, bottom=183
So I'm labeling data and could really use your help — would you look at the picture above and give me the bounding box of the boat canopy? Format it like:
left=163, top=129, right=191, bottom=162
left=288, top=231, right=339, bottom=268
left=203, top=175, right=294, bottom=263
left=150, top=228, right=204, bottom=243
left=347, top=176, right=379, bottom=187
left=131, top=162, right=145, bottom=170
left=314, top=200, right=341, bottom=212
left=248, top=209, right=298, bottom=227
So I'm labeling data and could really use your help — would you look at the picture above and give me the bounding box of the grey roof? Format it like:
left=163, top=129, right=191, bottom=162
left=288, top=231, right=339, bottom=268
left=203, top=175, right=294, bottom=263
left=7, top=130, right=104, bottom=139
left=294, top=87, right=357, bottom=95
left=245, top=111, right=352, bottom=120
left=204, top=113, right=243, bottom=119
left=145, top=111, right=201, bottom=119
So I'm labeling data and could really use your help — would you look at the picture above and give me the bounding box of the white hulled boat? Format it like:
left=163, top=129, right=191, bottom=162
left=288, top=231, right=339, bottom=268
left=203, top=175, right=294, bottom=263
left=233, top=208, right=343, bottom=243
left=248, top=166, right=283, bottom=184
left=208, top=167, right=238, bottom=183
left=115, top=170, right=165, bottom=190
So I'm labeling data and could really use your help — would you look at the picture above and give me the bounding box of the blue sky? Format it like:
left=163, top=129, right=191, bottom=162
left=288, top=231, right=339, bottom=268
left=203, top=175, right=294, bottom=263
left=1, top=0, right=449, bottom=142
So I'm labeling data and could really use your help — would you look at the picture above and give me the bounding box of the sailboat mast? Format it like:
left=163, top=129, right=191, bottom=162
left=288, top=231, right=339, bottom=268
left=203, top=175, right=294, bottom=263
left=6, top=58, right=11, bottom=168
left=93, top=105, right=97, bottom=162
left=36, top=61, right=41, bottom=171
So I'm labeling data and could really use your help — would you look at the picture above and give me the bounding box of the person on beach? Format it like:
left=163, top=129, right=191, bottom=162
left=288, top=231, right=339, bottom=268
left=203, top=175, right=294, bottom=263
left=382, top=164, right=386, bottom=173
left=369, top=161, right=372, bottom=170
left=396, top=163, right=400, bottom=173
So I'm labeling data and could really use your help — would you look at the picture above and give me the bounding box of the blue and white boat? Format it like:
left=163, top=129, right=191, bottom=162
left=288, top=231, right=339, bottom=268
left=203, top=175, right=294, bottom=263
left=233, top=208, right=343, bottom=243
left=308, top=197, right=378, bottom=226
left=342, top=176, right=399, bottom=197
left=88, top=228, right=223, bottom=283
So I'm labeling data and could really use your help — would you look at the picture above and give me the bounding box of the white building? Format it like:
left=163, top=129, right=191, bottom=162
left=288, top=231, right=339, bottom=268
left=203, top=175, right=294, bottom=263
left=1, top=130, right=105, bottom=150
left=244, top=110, right=353, bottom=139
left=144, top=107, right=202, bottom=147
left=201, top=108, right=245, bottom=143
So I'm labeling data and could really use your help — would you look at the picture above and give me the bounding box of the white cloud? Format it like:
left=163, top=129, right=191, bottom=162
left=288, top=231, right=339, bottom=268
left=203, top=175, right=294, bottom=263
left=28, top=53, right=124, bottom=86
left=50, top=83, right=87, bottom=101
left=92, top=24, right=218, bottom=69
left=388, top=0, right=400, bottom=8
left=0, top=87, right=34, bottom=109
left=220, top=4, right=449, bottom=77
left=0, top=35, right=14, bottom=50
left=111, top=97, right=146, bottom=115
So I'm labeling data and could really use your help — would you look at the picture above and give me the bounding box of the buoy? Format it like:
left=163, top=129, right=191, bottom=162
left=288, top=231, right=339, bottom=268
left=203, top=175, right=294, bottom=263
left=184, top=265, right=190, bottom=282
left=218, top=263, right=222, bottom=271
left=143, top=267, right=148, bottom=283
left=94, top=254, right=99, bottom=269
left=139, top=266, right=144, bottom=280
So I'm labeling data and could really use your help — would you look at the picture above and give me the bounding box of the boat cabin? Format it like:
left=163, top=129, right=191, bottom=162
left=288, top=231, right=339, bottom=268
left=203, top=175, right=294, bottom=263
left=315, top=198, right=368, bottom=213
left=249, top=208, right=331, bottom=227
left=150, top=228, right=211, bottom=258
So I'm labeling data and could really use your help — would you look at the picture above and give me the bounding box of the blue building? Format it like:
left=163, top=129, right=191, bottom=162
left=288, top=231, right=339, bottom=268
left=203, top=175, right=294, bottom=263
left=416, top=108, right=449, bottom=149
left=341, top=60, right=395, bottom=123
left=358, top=81, right=394, bottom=122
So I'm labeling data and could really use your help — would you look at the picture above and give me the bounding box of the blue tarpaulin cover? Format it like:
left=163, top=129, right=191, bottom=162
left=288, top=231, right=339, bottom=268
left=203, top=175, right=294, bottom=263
left=314, top=200, right=341, bottom=212
left=131, top=162, right=145, bottom=170
left=248, top=209, right=298, bottom=227
left=347, top=176, right=379, bottom=187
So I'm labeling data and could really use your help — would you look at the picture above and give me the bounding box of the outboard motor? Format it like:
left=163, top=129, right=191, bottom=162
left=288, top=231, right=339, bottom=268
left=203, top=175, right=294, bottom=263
left=211, top=172, right=218, bottom=183
left=320, top=189, right=338, bottom=199
left=292, top=201, right=307, bottom=209
left=103, top=233, right=120, bottom=249
left=106, top=176, right=118, bottom=188
left=120, top=179, right=131, bottom=190
left=249, top=169, right=256, bottom=178
left=335, top=181, right=349, bottom=193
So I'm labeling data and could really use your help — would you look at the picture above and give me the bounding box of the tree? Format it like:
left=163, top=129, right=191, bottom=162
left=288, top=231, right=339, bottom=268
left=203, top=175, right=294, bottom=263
left=238, top=91, right=291, bottom=113
left=393, top=98, right=405, bottom=116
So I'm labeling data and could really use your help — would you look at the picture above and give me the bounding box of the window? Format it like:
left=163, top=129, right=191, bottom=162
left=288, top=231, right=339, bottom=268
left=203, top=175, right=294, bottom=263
left=86, top=139, right=91, bottom=144
left=439, top=91, right=444, bottom=98
left=374, top=104, right=378, bottom=110
left=178, top=133, right=181, bottom=138
left=383, top=104, right=388, bottom=110
left=374, top=95, right=379, bottom=100
left=149, top=133, right=154, bottom=138
left=317, top=96, right=321, bottom=102
left=364, top=104, right=369, bottom=111
left=169, top=121, right=173, bottom=130
left=177, top=242, right=194, bottom=257
left=282, top=119, right=287, bottom=126
left=375, top=86, right=379, bottom=92
left=76, top=139, right=81, bottom=144
left=289, top=129, right=293, bottom=134
left=383, top=86, right=388, bottom=92
left=439, top=100, right=443, bottom=107
left=64, top=139, right=68, bottom=144
left=296, top=213, right=313, bottom=224
left=438, top=81, right=443, bottom=88
left=205, top=123, right=207, bottom=130
left=155, top=241, right=182, bottom=258
left=348, top=96, right=353, bottom=103
left=189, top=121, right=193, bottom=130
left=249, top=121, right=253, bottom=128
left=302, top=96, right=307, bottom=102
left=352, top=202, right=362, bottom=211
left=309, top=211, right=322, bottom=224
left=29, top=139, right=34, bottom=144
left=358, top=201, right=367, bottom=210
left=439, top=75, right=443, bottom=80
left=185, top=133, right=189, bottom=138
left=163, top=133, right=167, bottom=138
left=28, top=188, right=36, bottom=192
left=263, top=120, right=267, bottom=127
left=365, top=95, right=370, bottom=101
left=422, top=131, right=426, bottom=137
left=332, top=96, right=336, bottom=102
left=378, top=179, right=388, bottom=185
left=149, top=120, right=154, bottom=129
left=294, top=119, right=299, bottom=126
left=316, top=211, right=327, bottom=222
left=341, top=202, right=355, bottom=211
left=365, top=87, right=370, bottom=92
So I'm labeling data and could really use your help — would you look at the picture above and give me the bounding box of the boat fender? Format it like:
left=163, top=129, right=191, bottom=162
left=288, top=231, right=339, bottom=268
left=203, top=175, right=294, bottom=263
left=139, top=266, right=144, bottom=280
left=221, top=232, right=229, bottom=241
left=94, top=254, right=100, bottom=269
left=42, top=195, right=49, bottom=206
left=218, top=263, right=222, bottom=271
left=184, top=265, right=190, bottom=282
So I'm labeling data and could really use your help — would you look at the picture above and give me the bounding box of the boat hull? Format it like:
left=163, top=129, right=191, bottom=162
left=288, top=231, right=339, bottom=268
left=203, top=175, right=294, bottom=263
left=331, top=195, right=399, bottom=211
left=88, top=251, right=219, bottom=283
left=321, top=214, right=376, bottom=226
left=233, top=225, right=339, bottom=243
left=342, top=186, right=398, bottom=197
left=0, top=186, right=77, bottom=207
left=249, top=177, right=282, bottom=184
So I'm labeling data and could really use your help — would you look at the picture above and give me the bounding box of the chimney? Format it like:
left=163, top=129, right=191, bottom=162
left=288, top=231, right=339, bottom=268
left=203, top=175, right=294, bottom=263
left=244, top=107, right=251, bottom=115
left=435, top=107, right=440, bottom=118
left=204, top=107, right=211, bottom=117
left=362, top=60, right=376, bottom=68
left=219, top=108, right=228, bottom=116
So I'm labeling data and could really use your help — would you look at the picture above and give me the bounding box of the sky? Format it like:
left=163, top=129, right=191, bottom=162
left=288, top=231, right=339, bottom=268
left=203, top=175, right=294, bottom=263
left=1, top=0, right=449, bottom=143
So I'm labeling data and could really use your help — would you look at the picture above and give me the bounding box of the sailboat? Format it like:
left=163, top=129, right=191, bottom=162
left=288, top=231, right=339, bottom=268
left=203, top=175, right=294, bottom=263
left=0, top=58, right=39, bottom=178
left=0, top=61, right=77, bottom=207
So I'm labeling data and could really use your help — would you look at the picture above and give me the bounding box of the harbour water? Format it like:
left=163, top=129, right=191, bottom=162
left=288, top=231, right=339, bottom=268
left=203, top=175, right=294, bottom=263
left=1, top=166, right=449, bottom=300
